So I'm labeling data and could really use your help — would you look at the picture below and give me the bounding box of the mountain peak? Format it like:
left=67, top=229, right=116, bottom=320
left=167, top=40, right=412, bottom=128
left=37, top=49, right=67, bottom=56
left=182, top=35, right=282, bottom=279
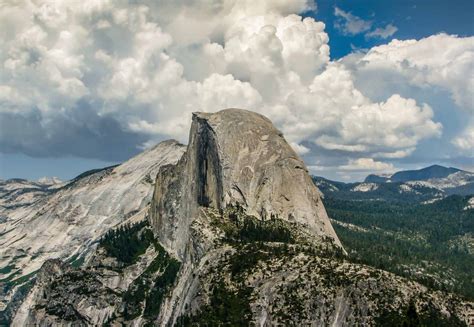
left=426, top=164, right=446, bottom=169
left=364, top=165, right=466, bottom=183
left=150, top=108, right=342, bottom=258
left=390, top=165, right=462, bottom=182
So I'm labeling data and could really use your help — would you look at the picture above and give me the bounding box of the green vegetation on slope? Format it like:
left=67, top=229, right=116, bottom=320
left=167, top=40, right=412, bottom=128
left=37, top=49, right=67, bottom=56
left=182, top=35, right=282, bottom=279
left=325, top=195, right=474, bottom=299
left=177, top=206, right=346, bottom=326
left=100, top=221, right=155, bottom=265
left=99, top=221, right=181, bottom=322
left=143, top=255, right=181, bottom=319
left=114, top=222, right=181, bottom=322
left=375, top=300, right=465, bottom=327
left=212, top=204, right=295, bottom=244
left=177, top=278, right=253, bottom=326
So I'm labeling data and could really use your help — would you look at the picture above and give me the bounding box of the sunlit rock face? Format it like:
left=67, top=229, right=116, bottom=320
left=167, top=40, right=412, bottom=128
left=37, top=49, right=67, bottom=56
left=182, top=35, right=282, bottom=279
left=6, top=109, right=473, bottom=327
left=150, top=108, right=342, bottom=259
left=0, top=140, right=185, bottom=319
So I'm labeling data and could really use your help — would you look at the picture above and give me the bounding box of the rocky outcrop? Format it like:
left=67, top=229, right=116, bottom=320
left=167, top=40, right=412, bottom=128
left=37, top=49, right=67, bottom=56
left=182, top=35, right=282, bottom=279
left=0, top=140, right=185, bottom=322
left=8, top=109, right=473, bottom=327
left=11, top=206, right=474, bottom=327
left=11, top=222, right=172, bottom=326
left=150, top=109, right=341, bottom=259
left=148, top=109, right=342, bottom=326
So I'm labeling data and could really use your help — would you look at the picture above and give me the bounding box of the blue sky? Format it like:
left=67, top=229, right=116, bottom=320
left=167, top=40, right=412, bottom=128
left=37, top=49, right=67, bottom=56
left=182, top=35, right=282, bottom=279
left=301, top=0, right=474, bottom=180
left=0, top=0, right=472, bottom=182
left=308, top=0, right=474, bottom=59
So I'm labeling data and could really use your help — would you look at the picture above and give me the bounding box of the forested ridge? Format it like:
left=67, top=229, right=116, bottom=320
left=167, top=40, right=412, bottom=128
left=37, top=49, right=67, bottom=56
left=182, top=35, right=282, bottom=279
left=325, top=195, right=474, bottom=299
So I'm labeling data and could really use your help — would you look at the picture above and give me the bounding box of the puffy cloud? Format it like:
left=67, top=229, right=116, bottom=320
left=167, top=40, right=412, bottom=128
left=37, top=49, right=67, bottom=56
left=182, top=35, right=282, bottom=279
left=339, top=158, right=395, bottom=171
left=452, top=125, right=474, bottom=151
left=366, top=24, right=398, bottom=39
left=340, top=33, right=474, bottom=160
left=334, top=7, right=372, bottom=35
left=346, top=34, right=474, bottom=111
left=197, top=74, right=262, bottom=112
left=0, top=0, right=448, bottom=172
left=278, top=64, right=441, bottom=157
left=314, top=94, right=441, bottom=153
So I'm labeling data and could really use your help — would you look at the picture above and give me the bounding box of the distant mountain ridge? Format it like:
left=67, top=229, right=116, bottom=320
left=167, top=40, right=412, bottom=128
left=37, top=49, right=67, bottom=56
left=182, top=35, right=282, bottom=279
left=365, top=165, right=465, bottom=183
left=314, top=165, right=474, bottom=203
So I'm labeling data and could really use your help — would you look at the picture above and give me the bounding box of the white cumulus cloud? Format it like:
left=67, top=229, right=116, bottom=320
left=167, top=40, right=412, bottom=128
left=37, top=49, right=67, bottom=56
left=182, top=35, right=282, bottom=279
left=341, top=33, right=474, bottom=157
left=348, top=34, right=474, bottom=111
left=452, top=125, right=474, bottom=151
left=280, top=64, right=441, bottom=157
left=340, top=158, right=395, bottom=171
left=0, top=0, right=454, bottom=171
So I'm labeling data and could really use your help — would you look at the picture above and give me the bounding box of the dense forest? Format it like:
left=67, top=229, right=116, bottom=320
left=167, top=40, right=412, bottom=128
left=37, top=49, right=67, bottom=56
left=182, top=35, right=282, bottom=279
left=324, top=195, right=474, bottom=299
left=100, top=221, right=155, bottom=265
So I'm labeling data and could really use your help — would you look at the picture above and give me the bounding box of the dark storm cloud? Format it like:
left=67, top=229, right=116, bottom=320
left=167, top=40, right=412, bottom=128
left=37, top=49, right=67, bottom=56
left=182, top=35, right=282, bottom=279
left=0, top=101, right=148, bottom=162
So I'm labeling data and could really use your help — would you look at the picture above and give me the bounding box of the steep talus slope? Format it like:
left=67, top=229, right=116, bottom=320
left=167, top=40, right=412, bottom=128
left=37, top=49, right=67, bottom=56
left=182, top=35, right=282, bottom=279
left=0, top=140, right=185, bottom=321
left=13, top=221, right=176, bottom=326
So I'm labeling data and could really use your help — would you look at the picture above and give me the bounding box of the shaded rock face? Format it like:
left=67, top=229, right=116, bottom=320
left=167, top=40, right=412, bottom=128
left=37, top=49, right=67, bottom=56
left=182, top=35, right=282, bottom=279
left=150, top=109, right=341, bottom=258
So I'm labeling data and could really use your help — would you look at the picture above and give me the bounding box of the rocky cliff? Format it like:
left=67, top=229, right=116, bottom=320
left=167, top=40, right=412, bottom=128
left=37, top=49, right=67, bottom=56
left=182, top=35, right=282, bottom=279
left=0, top=140, right=185, bottom=323
left=12, top=208, right=473, bottom=326
left=150, top=109, right=341, bottom=259
left=5, top=109, right=474, bottom=326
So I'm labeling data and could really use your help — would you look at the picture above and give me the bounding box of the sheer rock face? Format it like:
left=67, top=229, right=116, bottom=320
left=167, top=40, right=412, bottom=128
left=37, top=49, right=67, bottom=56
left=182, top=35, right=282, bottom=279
left=9, top=109, right=473, bottom=327
left=150, top=109, right=342, bottom=259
